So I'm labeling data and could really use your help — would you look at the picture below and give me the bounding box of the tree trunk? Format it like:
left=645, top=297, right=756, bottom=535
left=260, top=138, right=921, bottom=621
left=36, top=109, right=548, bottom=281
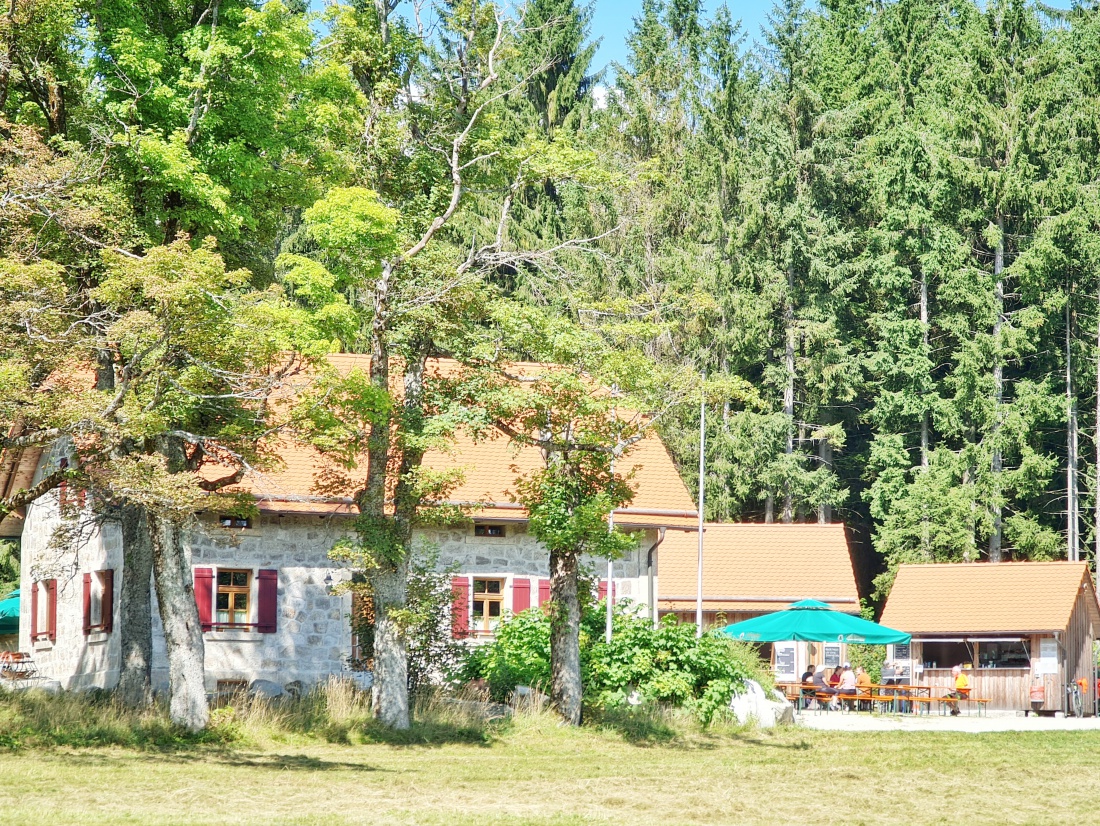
left=1067, top=294, right=1079, bottom=562
left=1095, top=283, right=1100, bottom=585
left=783, top=267, right=796, bottom=524
left=548, top=546, right=582, bottom=725
left=150, top=513, right=208, bottom=731
left=920, top=268, right=931, bottom=471
left=117, top=503, right=153, bottom=707
left=817, top=433, right=832, bottom=524
left=919, top=266, right=931, bottom=555
left=989, top=215, right=1005, bottom=563
left=368, top=353, right=427, bottom=730
left=370, top=562, right=410, bottom=728
left=356, top=259, right=411, bottom=729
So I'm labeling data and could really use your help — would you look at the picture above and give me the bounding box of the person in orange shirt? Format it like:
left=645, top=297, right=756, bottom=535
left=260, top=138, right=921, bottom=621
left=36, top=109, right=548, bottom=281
left=855, top=666, right=873, bottom=710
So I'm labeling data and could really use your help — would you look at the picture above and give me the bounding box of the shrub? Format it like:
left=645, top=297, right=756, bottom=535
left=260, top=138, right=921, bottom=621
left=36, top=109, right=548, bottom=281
left=460, top=600, right=772, bottom=725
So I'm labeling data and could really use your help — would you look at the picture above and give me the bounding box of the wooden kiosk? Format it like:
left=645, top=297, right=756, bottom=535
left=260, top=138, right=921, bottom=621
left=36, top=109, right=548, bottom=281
left=656, top=523, right=861, bottom=682
left=880, top=562, right=1100, bottom=713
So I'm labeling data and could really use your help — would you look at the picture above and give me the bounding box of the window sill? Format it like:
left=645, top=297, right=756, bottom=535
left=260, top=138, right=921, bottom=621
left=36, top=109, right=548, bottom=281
left=85, top=631, right=110, bottom=645
left=205, top=628, right=263, bottom=643
left=32, top=638, right=54, bottom=651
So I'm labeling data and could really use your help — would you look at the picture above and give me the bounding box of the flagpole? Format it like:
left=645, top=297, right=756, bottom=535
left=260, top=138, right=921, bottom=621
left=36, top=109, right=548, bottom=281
left=696, top=376, right=705, bottom=639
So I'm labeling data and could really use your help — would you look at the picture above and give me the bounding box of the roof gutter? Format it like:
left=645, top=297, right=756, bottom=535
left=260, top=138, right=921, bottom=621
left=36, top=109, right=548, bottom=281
left=660, top=595, right=859, bottom=604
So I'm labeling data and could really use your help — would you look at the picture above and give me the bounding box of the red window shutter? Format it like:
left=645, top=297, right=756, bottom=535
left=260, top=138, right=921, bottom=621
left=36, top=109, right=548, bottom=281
left=538, top=578, right=551, bottom=608
left=194, top=568, right=214, bottom=631
left=82, top=573, right=92, bottom=635
left=511, top=577, right=530, bottom=613
left=451, top=576, right=469, bottom=638
left=101, top=570, right=114, bottom=634
left=598, top=580, right=608, bottom=602
left=46, top=579, right=57, bottom=642
left=256, top=569, right=278, bottom=633
left=31, top=582, right=38, bottom=639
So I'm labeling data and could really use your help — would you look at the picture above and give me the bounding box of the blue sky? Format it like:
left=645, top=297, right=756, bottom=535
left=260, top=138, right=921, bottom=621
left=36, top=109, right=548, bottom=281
left=589, top=0, right=775, bottom=72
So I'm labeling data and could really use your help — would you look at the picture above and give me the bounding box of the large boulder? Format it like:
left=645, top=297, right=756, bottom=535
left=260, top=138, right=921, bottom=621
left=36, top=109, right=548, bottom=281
left=248, top=679, right=286, bottom=700
left=728, top=679, right=794, bottom=728
left=510, top=685, right=549, bottom=711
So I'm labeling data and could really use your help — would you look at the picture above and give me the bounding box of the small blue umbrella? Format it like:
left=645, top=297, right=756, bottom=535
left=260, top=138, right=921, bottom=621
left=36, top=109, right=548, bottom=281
left=0, top=589, right=19, bottom=636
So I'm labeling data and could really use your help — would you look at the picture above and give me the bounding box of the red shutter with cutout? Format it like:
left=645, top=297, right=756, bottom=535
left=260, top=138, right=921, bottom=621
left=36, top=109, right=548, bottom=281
left=538, top=578, right=551, bottom=608
left=511, top=577, right=530, bottom=613
left=46, top=579, right=57, bottom=642
left=194, top=568, right=214, bottom=631
left=257, top=569, right=278, bottom=633
left=82, top=573, right=92, bottom=635
left=451, top=576, right=469, bottom=638
left=598, top=580, right=607, bottom=602
left=31, top=582, right=38, bottom=639
left=101, top=570, right=114, bottom=634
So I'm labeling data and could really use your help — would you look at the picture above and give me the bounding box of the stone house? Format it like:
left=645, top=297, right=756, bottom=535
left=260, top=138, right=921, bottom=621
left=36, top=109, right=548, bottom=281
left=9, top=356, right=699, bottom=693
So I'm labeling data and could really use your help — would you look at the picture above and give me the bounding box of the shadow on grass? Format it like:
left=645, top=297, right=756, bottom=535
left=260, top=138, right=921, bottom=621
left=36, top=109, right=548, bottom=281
left=585, top=707, right=817, bottom=752
left=356, top=716, right=504, bottom=748
left=49, top=748, right=386, bottom=772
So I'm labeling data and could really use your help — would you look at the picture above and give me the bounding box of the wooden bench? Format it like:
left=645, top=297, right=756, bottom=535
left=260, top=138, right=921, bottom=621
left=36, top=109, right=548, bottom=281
left=939, top=696, right=990, bottom=716
left=871, top=693, right=912, bottom=713
left=814, top=691, right=842, bottom=712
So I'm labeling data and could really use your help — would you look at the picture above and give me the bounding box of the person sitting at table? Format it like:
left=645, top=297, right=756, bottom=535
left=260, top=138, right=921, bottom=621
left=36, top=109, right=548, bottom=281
left=855, top=666, right=873, bottom=710
left=827, top=667, right=841, bottom=688
left=943, top=665, right=970, bottom=715
left=813, top=666, right=839, bottom=709
left=800, top=665, right=816, bottom=708
left=837, top=663, right=858, bottom=707
left=881, top=660, right=897, bottom=685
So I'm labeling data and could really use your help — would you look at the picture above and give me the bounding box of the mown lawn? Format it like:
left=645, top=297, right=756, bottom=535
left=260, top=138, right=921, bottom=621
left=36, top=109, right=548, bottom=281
left=4, top=714, right=1100, bottom=825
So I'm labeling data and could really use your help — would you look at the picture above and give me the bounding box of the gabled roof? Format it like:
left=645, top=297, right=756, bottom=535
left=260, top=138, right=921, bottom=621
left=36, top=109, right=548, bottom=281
left=657, top=523, right=859, bottom=613
left=880, top=562, right=1100, bottom=635
left=208, top=355, right=699, bottom=529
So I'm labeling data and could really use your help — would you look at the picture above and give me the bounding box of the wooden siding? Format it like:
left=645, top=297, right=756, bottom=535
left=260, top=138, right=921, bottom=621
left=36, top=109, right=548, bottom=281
left=1065, top=587, right=1096, bottom=715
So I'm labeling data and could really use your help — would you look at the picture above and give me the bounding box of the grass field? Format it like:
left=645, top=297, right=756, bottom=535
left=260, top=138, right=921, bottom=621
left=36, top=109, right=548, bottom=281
left=5, top=702, right=1100, bottom=826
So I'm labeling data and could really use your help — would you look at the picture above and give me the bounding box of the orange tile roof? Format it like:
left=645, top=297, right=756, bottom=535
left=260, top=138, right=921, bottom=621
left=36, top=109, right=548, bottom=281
left=213, top=355, right=697, bottom=528
left=880, top=562, right=1100, bottom=634
left=656, top=523, right=859, bottom=613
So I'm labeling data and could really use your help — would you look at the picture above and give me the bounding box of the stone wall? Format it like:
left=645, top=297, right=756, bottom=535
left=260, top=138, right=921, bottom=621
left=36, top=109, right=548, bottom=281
left=183, top=513, right=356, bottom=692
left=19, top=488, right=123, bottom=690
left=20, top=479, right=663, bottom=690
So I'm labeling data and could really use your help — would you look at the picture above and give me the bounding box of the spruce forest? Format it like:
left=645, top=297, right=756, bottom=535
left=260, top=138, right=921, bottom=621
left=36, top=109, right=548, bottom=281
left=4, top=0, right=1100, bottom=685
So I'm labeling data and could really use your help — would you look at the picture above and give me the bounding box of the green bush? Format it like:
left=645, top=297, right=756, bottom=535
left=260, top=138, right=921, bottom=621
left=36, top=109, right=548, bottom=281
left=460, top=600, right=772, bottom=725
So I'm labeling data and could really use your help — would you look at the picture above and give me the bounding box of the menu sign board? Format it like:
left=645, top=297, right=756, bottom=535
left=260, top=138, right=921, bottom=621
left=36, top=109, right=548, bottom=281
left=893, top=643, right=910, bottom=661
left=824, top=645, right=841, bottom=667
left=775, top=644, right=796, bottom=678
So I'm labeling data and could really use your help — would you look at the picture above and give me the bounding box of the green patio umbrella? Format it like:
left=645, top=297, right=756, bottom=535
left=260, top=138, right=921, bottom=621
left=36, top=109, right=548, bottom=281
left=720, top=598, right=910, bottom=644
left=0, top=589, right=19, bottom=636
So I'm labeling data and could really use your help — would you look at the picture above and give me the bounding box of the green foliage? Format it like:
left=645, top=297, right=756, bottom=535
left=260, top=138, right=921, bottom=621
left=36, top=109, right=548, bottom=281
left=461, top=601, right=770, bottom=726
left=0, top=541, right=18, bottom=599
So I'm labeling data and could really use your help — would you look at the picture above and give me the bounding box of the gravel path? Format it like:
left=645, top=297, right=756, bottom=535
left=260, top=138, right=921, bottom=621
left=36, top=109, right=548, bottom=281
left=795, top=709, right=1100, bottom=732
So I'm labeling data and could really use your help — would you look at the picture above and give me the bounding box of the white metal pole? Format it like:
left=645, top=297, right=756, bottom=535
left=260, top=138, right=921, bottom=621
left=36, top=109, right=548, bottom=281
left=696, top=378, right=705, bottom=638
left=606, top=456, right=615, bottom=644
